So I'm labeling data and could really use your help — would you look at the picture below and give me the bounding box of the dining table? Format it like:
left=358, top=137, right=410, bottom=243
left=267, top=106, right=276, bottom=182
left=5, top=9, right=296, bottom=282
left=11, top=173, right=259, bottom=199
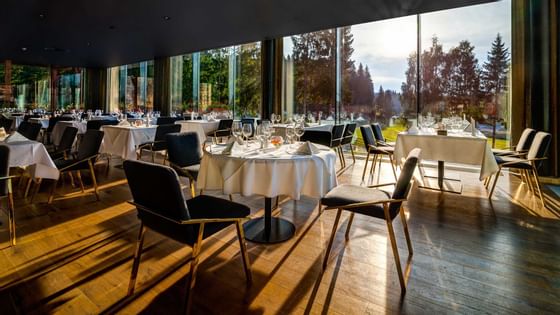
left=393, top=129, right=498, bottom=193
left=175, top=120, right=220, bottom=146
left=197, top=141, right=338, bottom=243
left=2, top=132, right=59, bottom=180
left=100, top=125, right=157, bottom=160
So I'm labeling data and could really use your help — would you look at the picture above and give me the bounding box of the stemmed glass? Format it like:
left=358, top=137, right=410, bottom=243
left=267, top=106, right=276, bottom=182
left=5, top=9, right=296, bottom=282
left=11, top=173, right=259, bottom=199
left=242, top=123, right=253, bottom=149
left=286, top=124, right=295, bottom=145
left=271, top=113, right=277, bottom=126
left=295, top=122, right=305, bottom=143
left=232, top=121, right=243, bottom=143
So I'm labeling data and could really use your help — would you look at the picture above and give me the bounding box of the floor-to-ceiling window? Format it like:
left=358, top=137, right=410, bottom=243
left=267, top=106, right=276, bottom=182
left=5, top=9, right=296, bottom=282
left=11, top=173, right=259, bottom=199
left=420, top=0, right=511, bottom=148
left=0, top=61, right=50, bottom=110
left=55, top=67, right=82, bottom=110
left=116, top=60, right=154, bottom=113
left=169, top=42, right=262, bottom=118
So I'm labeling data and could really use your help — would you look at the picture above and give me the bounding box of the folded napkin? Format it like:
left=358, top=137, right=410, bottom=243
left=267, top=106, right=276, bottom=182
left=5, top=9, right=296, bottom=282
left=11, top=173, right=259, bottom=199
left=4, top=131, right=30, bottom=143
left=463, top=117, right=477, bottom=136
left=118, top=120, right=129, bottom=126
left=221, top=138, right=238, bottom=155
left=293, top=141, right=320, bottom=155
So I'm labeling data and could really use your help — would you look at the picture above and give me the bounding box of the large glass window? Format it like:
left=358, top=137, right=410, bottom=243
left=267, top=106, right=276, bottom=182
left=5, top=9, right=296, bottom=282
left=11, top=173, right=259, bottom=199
left=0, top=62, right=50, bottom=110
left=282, top=30, right=337, bottom=122
left=117, top=61, right=154, bottom=113
left=420, top=0, right=511, bottom=148
left=55, top=67, right=82, bottom=110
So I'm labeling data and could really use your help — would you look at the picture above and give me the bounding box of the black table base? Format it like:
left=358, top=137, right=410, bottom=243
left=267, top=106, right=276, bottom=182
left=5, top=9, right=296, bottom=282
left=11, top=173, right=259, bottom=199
left=243, top=197, right=295, bottom=244
left=418, top=160, right=463, bottom=194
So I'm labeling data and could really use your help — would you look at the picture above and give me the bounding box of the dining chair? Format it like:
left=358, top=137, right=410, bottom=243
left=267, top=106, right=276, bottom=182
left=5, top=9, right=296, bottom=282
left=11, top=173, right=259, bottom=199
left=46, top=130, right=104, bottom=204
left=300, top=124, right=346, bottom=171
left=319, top=148, right=420, bottom=293
left=371, top=123, right=394, bottom=146
left=166, top=132, right=201, bottom=197
left=492, top=128, right=535, bottom=156
left=488, top=131, right=552, bottom=208
left=360, top=125, right=398, bottom=181
left=49, top=126, right=78, bottom=160
left=0, top=145, right=16, bottom=246
left=0, top=116, right=13, bottom=132
left=44, top=116, right=73, bottom=144
left=123, top=159, right=252, bottom=314
left=340, top=123, right=357, bottom=167
left=17, top=121, right=42, bottom=141
left=209, top=119, right=233, bottom=144
left=156, top=116, right=181, bottom=125
left=137, top=124, right=182, bottom=163
left=86, top=119, right=118, bottom=130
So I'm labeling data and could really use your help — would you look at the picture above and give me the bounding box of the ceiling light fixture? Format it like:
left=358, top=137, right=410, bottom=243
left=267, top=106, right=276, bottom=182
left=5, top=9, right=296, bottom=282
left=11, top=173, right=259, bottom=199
left=163, top=16, right=171, bottom=21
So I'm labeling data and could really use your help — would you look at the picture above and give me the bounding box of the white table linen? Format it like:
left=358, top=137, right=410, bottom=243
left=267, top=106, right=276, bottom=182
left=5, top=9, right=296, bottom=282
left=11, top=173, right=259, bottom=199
left=100, top=125, right=157, bottom=160
left=4, top=140, right=59, bottom=180
left=197, top=142, right=338, bottom=200
left=394, top=131, right=498, bottom=180
left=175, top=120, right=220, bottom=145
left=51, top=121, right=87, bottom=146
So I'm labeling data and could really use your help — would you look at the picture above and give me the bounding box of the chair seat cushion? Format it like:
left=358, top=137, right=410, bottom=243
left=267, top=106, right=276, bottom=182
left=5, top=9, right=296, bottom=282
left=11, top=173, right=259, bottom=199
left=368, top=145, right=394, bottom=154
left=54, top=158, right=89, bottom=171
left=321, top=184, right=392, bottom=219
left=173, top=164, right=200, bottom=179
left=495, top=156, right=532, bottom=169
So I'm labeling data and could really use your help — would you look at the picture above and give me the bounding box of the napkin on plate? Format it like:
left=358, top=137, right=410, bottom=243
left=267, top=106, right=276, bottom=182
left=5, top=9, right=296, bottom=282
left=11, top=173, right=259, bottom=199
left=293, top=141, right=320, bottom=155
left=4, top=131, right=29, bottom=143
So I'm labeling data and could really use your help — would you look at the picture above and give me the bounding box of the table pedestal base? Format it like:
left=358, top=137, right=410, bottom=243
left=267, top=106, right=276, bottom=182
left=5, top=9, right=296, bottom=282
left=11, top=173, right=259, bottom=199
left=418, top=161, right=463, bottom=194
left=243, top=197, right=295, bottom=244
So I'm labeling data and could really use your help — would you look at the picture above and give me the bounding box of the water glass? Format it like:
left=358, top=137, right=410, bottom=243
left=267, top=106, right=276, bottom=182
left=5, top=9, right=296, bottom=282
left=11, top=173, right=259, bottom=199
left=242, top=123, right=253, bottom=149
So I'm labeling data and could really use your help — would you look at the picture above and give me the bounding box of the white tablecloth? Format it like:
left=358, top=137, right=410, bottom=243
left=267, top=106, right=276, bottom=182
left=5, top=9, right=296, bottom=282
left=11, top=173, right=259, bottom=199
left=51, top=121, right=87, bottom=146
left=29, top=118, right=49, bottom=129
left=100, top=125, right=157, bottom=160
left=175, top=120, right=220, bottom=145
left=197, top=142, right=338, bottom=200
left=4, top=140, right=59, bottom=180
left=394, top=131, right=498, bottom=180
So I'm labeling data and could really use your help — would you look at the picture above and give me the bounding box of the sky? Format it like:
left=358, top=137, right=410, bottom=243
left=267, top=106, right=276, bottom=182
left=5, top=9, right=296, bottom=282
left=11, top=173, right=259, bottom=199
left=284, top=0, right=511, bottom=92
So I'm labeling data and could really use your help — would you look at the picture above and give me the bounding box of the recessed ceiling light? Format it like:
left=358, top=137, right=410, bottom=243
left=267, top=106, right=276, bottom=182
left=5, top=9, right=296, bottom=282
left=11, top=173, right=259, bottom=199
left=109, top=25, right=116, bottom=30
left=39, top=14, right=46, bottom=19
left=163, top=16, right=171, bottom=21
left=87, top=42, right=91, bottom=46
left=21, top=47, right=28, bottom=52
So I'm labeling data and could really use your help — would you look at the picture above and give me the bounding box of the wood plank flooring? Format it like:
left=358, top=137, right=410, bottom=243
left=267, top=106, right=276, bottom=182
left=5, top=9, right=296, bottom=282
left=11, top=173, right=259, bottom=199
left=0, top=154, right=559, bottom=314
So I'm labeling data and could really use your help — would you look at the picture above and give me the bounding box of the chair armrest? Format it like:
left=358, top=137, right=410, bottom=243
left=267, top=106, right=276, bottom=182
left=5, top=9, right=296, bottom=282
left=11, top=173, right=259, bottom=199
left=367, top=183, right=396, bottom=188
left=58, top=154, right=99, bottom=171
left=500, top=157, right=547, bottom=167
left=340, top=198, right=408, bottom=210
left=213, top=128, right=231, bottom=136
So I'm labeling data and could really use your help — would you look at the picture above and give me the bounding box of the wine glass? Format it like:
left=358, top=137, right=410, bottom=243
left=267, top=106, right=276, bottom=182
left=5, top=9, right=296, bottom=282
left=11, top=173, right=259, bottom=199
left=286, top=124, right=295, bottom=145
left=232, top=121, right=243, bottom=142
left=242, top=123, right=253, bottom=149
left=271, top=113, right=276, bottom=125
left=295, top=122, right=305, bottom=142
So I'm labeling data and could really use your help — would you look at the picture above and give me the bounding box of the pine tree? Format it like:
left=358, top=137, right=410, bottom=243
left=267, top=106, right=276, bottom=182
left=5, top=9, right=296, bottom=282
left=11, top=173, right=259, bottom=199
left=481, top=33, right=510, bottom=96
left=444, top=40, right=480, bottom=107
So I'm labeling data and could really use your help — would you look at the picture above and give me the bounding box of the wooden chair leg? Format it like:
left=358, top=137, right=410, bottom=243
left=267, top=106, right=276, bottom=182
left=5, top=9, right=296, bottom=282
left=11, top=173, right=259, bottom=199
left=229, top=194, right=233, bottom=201
left=399, top=206, right=413, bottom=255
left=235, top=221, right=252, bottom=284
left=350, top=145, right=356, bottom=164
left=76, top=170, right=85, bottom=193
left=127, top=223, right=146, bottom=295
left=322, top=209, right=342, bottom=271
left=151, top=151, right=155, bottom=163
left=370, top=154, right=378, bottom=176
left=184, top=223, right=205, bottom=315
left=30, top=178, right=42, bottom=203
left=384, top=204, right=406, bottom=292
left=317, top=200, right=323, bottom=216
left=389, top=154, right=398, bottom=181
left=88, top=160, right=100, bottom=201
left=531, top=166, right=546, bottom=209
left=190, top=180, right=196, bottom=198
left=48, top=179, right=59, bottom=204
left=8, top=191, right=15, bottom=246
left=488, top=168, right=501, bottom=199
left=362, top=151, right=370, bottom=181
left=24, top=177, right=33, bottom=198
left=345, top=212, right=354, bottom=241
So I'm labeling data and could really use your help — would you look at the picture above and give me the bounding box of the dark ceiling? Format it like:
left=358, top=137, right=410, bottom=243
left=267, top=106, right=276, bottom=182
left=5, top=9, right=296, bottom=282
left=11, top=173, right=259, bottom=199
left=0, top=0, right=496, bottom=68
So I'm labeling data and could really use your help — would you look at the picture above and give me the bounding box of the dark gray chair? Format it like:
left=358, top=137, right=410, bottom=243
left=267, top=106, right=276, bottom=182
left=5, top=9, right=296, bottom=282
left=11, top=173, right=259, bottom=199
left=86, top=119, right=118, bottom=130
left=300, top=124, right=346, bottom=172
left=156, top=116, right=181, bottom=125
left=47, top=130, right=104, bottom=204
left=137, top=124, right=181, bottom=163
left=371, top=123, right=394, bottom=147
left=488, top=131, right=552, bottom=208
left=492, top=128, right=536, bottom=156
left=209, top=119, right=233, bottom=143
left=340, top=123, right=357, bottom=167
left=49, top=126, right=78, bottom=160
left=319, top=148, right=421, bottom=293
left=360, top=125, right=397, bottom=181
left=123, top=159, right=252, bottom=314
left=0, top=145, right=15, bottom=246
left=166, top=132, right=201, bottom=197
left=17, top=121, right=42, bottom=141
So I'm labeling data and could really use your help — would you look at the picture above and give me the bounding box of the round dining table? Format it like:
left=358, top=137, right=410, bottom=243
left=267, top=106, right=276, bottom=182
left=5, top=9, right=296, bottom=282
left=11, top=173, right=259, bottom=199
left=196, top=141, right=337, bottom=243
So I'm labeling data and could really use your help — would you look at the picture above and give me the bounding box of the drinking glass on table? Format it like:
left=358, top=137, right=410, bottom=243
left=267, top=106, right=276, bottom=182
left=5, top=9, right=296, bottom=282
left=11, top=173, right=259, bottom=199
left=295, top=122, right=305, bottom=142
left=271, top=113, right=277, bottom=125
left=242, top=123, right=253, bottom=149
left=286, top=124, right=295, bottom=144
left=232, top=121, right=243, bottom=143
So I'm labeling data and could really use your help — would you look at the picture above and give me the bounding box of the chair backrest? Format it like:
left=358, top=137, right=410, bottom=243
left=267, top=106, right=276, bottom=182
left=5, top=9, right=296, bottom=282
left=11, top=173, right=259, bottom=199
left=17, top=121, right=42, bottom=140
left=332, top=124, right=345, bottom=140
left=154, top=124, right=182, bottom=142
left=47, top=116, right=61, bottom=132
left=123, top=160, right=193, bottom=242
left=359, top=125, right=376, bottom=150
left=371, top=123, right=385, bottom=143
left=516, top=128, right=536, bottom=152
left=217, top=119, right=233, bottom=130
left=156, top=116, right=179, bottom=126
left=166, top=132, right=201, bottom=167
left=87, top=119, right=118, bottom=130
left=58, top=127, right=78, bottom=153
left=527, top=132, right=552, bottom=169
left=77, top=130, right=104, bottom=161
left=344, top=123, right=357, bottom=137
left=0, top=117, right=12, bottom=131
left=389, top=148, right=421, bottom=218
left=0, top=145, right=10, bottom=196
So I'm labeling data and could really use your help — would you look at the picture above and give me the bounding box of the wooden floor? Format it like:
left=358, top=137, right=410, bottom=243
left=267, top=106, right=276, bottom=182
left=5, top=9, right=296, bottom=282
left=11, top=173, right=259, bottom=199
left=0, top=153, right=559, bottom=314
